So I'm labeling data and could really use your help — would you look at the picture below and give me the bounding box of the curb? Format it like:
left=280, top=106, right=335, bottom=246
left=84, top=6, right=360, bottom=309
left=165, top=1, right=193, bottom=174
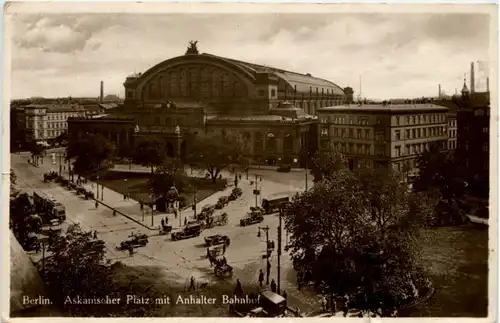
left=91, top=197, right=158, bottom=231
left=58, top=174, right=158, bottom=231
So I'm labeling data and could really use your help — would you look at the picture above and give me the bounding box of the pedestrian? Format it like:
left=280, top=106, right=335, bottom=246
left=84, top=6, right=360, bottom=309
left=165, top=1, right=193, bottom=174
left=188, top=276, right=196, bottom=291
left=296, top=307, right=301, bottom=317
left=128, top=245, right=134, bottom=256
left=282, top=290, right=287, bottom=299
left=266, top=260, right=271, bottom=284
left=239, top=174, right=242, bottom=180
left=270, top=279, right=277, bottom=293
left=184, top=217, right=187, bottom=226
left=258, top=270, right=264, bottom=287
left=93, top=230, right=97, bottom=239
left=165, top=217, right=169, bottom=225
left=234, top=178, right=238, bottom=188
left=321, top=295, right=328, bottom=312
left=95, top=201, right=99, bottom=209
left=124, top=193, right=127, bottom=201
left=113, top=210, right=116, bottom=216
left=161, top=219, right=165, bottom=227
left=234, top=279, right=243, bottom=296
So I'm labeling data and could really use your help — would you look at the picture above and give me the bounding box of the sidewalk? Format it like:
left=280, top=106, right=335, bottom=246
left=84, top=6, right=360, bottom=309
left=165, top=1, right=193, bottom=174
left=60, top=167, right=239, bottom=232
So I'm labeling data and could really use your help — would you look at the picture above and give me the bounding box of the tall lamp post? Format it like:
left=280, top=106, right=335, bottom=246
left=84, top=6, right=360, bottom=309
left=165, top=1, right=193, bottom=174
left=257, top=226, right=271, bottom=284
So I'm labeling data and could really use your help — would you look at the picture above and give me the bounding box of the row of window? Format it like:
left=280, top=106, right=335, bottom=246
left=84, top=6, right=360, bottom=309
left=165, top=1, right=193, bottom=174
left=448, top=140, right=457, bottom=150
left=396, top=126, right=446, bottom=140
left=448, top=129, right=457, bottom=138
left=321, top=127, right=373, bottom=140
left=325, top=141, right=378, bottom=156
left=140, top=115, right=204, bottom=127
left=47, top=113, right=80, bottom=120
left=396, top=114, right=447, bottom=126
left=321, top=115, right=371, bottom=125
left=394, top=141, right=447, bottom=157
left=47, top=122, right=67, bottom=129
left=462, top=141, right=489, bottom=152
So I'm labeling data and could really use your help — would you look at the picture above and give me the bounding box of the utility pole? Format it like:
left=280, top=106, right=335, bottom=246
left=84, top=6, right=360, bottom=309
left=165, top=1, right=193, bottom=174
left=58, top=152, right=62, bottom=175
left=258, top=226, right=271, bottom=284
left=151, top=192, right=155, bottom=227
left=254, top=174, right=258, bottom=208
left=305, top=162, right=308, bottom=191
left=277, top=208, right=282, bottom=294
left=193, top=184, right=197, bottom=219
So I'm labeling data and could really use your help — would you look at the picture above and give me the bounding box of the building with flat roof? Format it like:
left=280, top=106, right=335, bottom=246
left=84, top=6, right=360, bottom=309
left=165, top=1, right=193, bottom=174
left=317, top=103, right=449, bottom=174
left=22, top=104, right=86, bottom=143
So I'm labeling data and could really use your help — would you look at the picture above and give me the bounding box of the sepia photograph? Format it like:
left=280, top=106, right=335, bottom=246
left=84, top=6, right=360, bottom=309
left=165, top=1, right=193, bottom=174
left=4, top=3, right=497, bottom=320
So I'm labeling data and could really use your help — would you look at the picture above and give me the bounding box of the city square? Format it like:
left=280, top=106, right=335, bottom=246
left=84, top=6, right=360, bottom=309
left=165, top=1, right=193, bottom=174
left=6, top=6, right=494, bottom=320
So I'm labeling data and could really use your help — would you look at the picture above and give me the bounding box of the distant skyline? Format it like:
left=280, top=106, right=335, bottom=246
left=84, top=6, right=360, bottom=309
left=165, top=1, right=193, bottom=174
left=8, top=11, right=492, bottom=100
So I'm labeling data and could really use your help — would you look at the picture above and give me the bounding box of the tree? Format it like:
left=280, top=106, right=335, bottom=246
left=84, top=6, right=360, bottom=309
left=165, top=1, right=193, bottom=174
left=55, top=131, right=68, bottom=145
left=132, top=137, right=166, bottom=174
left=28, top=142, right=46, bottom=166
left=309, top=150, right=347, bottom=182
left=10, top=192, right=39, bottom=243
left=414, top=145, right=467, bottom=225
left=284, top=159, right=433, bottom=315
left=67, top=133, right=116, bottom=176
left=149, top=157, right=186, bottom=200
left=187, top=132, right=246, bottom=183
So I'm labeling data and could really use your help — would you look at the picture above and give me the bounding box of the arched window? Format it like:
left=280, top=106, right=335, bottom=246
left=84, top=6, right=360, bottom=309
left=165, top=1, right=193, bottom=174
left=254, top=132, right=263, bottom=152
left=284, top=133, right=294, bottom=151
left=267, top=132, right=276, bottom=151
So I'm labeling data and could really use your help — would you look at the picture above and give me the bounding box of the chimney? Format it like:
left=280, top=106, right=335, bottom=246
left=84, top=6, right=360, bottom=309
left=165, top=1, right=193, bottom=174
left=438, top=84, right=441, bottom=98
left=470, top=62, right=475, bottom=94
left=100, top=81, right=104, bottom=103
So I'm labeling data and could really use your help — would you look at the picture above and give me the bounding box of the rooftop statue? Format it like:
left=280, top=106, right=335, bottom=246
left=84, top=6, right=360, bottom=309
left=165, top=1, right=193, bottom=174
left=186, top=40, right=199, bottom=55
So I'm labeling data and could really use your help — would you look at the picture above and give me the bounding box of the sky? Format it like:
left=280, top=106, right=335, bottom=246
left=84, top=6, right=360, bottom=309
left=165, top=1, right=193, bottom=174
left=8, top=12, right=492, bottom=100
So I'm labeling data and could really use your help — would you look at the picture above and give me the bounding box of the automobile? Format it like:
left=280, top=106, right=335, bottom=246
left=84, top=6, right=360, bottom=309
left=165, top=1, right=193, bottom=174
left=120, top=234, right=149, bottom=250
left=277, top=164, right=291, bottom=173
left=232, top=291, right=287, bottom=317
left=171, top=222, right=202, bottom=241
left=215, top=196, right=229, bottom=209
left=229, top=188, right=243, bottom=201
left=204, top=234, right=230, bottom=247
left=261, top=197, right=290, bottom=214
left=23, top=233, right=41, bottom=252
left=240, top=210, right=264, bottom=227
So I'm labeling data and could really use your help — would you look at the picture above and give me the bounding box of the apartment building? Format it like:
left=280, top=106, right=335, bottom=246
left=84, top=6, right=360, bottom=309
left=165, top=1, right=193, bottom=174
left=317, top=103, right=449, bottom=174
left=23, top=104, right=86, bottom=143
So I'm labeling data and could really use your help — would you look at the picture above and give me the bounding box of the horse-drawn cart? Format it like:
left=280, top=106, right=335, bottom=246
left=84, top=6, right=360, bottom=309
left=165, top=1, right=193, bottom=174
left=213, top=256, right=233, bottom=278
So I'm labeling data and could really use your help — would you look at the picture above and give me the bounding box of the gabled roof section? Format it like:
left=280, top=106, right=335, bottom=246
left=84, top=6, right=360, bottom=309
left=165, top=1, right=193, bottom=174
left=201, top=53, right=345, bottom=96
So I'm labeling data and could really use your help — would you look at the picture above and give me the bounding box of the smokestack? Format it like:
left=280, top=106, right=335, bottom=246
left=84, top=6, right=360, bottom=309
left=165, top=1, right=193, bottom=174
left=470, top=62, right=475, bottom=93
left=100, top=81, right=104, bottom=103
left=438, top=84, right=441, bottom=98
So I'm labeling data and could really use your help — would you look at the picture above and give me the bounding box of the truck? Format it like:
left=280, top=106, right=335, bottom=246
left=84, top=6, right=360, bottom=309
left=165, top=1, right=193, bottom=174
left=240, top=209, right=264, bottom=227
left=33, top=191, right=66, bottom=223
left=261, top=196, right=290, bottom=214
left=171, top=222, right=202, bottom=241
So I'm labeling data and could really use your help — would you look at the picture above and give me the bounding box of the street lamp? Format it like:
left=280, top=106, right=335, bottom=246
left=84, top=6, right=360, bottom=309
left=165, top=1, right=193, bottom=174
left=257, top=225, right=272, bottom=285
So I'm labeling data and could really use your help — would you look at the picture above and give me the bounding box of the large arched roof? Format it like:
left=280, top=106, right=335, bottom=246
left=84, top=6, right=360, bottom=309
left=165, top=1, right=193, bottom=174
left=202, top=53, right=345, bottom=96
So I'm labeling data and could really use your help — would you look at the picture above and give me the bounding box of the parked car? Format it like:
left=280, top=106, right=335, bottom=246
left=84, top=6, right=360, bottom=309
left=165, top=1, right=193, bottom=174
left=277, top=164, right=291, bottom=172
left=171, top=222, right=202, bottom=241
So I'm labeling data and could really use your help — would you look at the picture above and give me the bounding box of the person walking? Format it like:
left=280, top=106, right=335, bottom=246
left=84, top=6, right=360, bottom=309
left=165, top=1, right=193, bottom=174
left=282, top=290, right=287, bottom=299
left=188, top=276, right=196, bottom=291
left=270, top=279, right=277, bottom=293
left=95, top=201, right=99, bottom=209
left=128, top=245, right=134, bottom=256
left=222, top=243, right=226, bottom=254
left=184, top=217, right=187, bottom=226
left=258, top=269, right=264, bottom=287
left=161, top=219, right=165, bottom=228
left=93, top=230, right=98, bottom=239
left=123, top=193, right=127, bottom=201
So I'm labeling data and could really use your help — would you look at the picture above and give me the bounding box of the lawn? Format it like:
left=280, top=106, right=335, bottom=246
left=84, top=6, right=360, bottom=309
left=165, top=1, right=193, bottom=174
left=99, top=171, right=227, bottom=210
left=400, top=224, right=489, bottom=317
